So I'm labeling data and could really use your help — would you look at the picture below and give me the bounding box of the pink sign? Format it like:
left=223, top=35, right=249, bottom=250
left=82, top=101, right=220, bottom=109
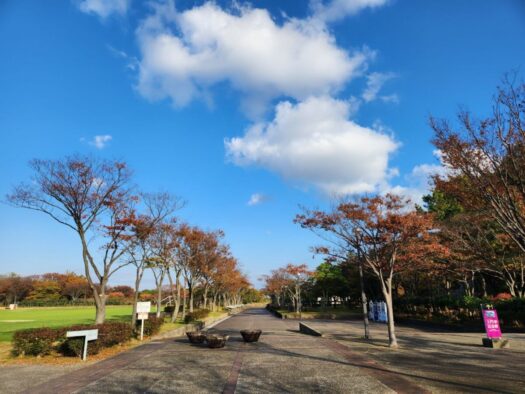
left=482, top=309, right=502, bottom=338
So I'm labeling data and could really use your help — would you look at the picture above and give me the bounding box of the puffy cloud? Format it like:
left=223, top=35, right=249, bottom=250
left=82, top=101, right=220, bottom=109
left=311, top=0, right=390, bottom=23
left=136, top=2, right=371, bottom=114
left=226, top=96, right=399, bottom=195
left=362, top=72, right=397, bottom=103
left=77, top=0, right=130, bottom=18
left=90, top=135, right=112, bottom=149
left=247, top=193, right=269, bottom=206
left=385, top=150, right=451, bottom=204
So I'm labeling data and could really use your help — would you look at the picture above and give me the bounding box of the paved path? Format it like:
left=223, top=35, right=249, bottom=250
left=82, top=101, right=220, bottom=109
left=71, top=308, right=396, bottom=393
left=4, top=308, right=524, bottom=393
left=308, top=320, right=525, bottom=393
left=11, top=308, right=399, bottom=393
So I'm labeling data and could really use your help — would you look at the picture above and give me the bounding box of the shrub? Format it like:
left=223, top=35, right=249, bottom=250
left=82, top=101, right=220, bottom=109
left=138, top=313, right=164, bottom=337
left=12, top=327, right=64, bottom=356
left=492, top=293, right=513, bottom=301
left=184, top=309, right=210, bottom=324
left=164, top=305, right=175, bottom=315
left=13, top=321, right=133, bottom=358
left=60, top=322, right=133, bottom=357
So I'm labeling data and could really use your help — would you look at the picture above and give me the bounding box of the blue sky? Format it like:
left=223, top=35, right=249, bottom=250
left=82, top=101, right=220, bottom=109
left=1, top=0, right=524, bottom=288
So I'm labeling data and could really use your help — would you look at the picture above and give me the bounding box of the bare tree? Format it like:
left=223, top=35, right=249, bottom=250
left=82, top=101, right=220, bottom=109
left=7, top=156, right=133, bottom=323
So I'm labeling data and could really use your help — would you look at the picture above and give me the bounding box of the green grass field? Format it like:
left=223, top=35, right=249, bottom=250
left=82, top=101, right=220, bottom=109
left=0, top=305, right=133, bottom=342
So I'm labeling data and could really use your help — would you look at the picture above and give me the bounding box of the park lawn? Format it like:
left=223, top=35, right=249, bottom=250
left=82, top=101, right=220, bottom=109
left=0, top=305, right=133, bottom=342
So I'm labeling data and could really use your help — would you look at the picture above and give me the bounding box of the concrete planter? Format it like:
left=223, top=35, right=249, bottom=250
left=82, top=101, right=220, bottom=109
left=186, top=331, right=206, bottom=344
left=240, top=329, right=262, bottom=342
left=206, top=334, right=229, bottom=348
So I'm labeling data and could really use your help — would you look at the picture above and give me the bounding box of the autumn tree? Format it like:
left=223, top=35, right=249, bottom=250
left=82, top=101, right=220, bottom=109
left=262, top=264, right=311, bottom=313
left=0, top=274, right=33, bottom=305
left=425, top=181, right=525, bottom=297
left=126, top=193, right=183, bottom=325
left=282, top=264, right=312, bottom=313
left=296, top=194, right=442, bottom=347
left=261, top=269, right=288, bottom=308
left=61, top=273, right=90, bottom=301
left=7, top=156, right=134, bottom=323
left=26, top=279, right=62, bottom=301
left=175, top=226, right=227, bottom=313
left=431, top=77, right=525, bottom=255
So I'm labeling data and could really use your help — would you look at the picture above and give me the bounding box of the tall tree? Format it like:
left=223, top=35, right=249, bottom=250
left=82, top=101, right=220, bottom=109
left=7, top=156, right=133, bottom=323
left=127, top=193, right=183, bottom=325
left=296, top=194, right=442, bottom=347
left=431, top=77, right=525, bottom=255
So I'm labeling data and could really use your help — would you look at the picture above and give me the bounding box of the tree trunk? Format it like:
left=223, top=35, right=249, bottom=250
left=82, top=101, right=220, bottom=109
left=381, top=275, right=398, bottom=348
left=212, top=292, right=218, bottom=311
left=181, top=288, right=187, bottom=321
left=188, top=279, right=194, bottom=313
left=480, top=274, right=487, bottom=298
left=94, top=290, right=106, bottom=324
left=79, top=230, right=107, bottom=324
left=156, top=283, right=162, bottom=318
left=167, top=268, right=181, bottom=323
left=173, top=273, right=181, bottom=322
left=358, top=258, right=371, bottom=339
left=203, top=285, right=209, bottom=309
left=131, top=264, right=144, bottom=327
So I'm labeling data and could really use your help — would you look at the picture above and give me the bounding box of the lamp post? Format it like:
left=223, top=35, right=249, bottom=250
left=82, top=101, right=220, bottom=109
left=355, top=228, right=371, bottom=340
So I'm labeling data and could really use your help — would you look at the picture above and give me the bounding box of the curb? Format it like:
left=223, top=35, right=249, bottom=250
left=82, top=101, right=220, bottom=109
left=299, top=322, right=323, bottom=337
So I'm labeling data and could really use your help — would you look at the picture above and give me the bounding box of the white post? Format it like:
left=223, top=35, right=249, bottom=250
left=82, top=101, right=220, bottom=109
left=140, top=318, right=144, bottom=341
left=82, top=337, right=88, bottom=361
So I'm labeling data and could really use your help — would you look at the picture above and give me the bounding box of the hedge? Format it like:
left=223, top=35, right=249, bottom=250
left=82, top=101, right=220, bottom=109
left=60, top=322, right=132, bottom=356
left=12, top=322, right=133, bottom=357
left=164, top=305, right=181, bottom=315
left=394, top=296, right=525, bottom=328
left=137, top=313, right=164, bottom=336
left=183, top=309, right=210, bottom=324
left=12, top=327, right=65, bottom=356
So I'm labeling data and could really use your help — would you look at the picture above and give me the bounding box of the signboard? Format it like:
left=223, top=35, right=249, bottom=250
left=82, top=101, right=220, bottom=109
left=482, top=308, right=502, bottom=339
left=66, top=329, right=98, bottom=361
left=136, top=302, right=151, bottom=341
left=136, top=302, right=151, bottom=314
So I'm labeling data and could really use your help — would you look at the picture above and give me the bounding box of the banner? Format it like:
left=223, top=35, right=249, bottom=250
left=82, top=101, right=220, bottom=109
left=482, top=308, right=502, bottom=339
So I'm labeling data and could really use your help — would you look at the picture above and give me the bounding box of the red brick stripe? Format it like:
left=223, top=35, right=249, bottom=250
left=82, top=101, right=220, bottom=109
left=222, top=349, right=244, bottom=394
left=21, top=341, right=169, bottom=394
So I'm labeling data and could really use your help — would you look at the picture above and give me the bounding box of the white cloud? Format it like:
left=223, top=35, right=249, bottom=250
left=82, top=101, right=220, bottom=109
left=385, top=150, right=451, bottom=204
left=107, top=45, right=139, bottom=71
left=77, top=0, right=130, bottom=18
left=311, top=0, right=390, bottom=23
left=89, top=135, right=112, bottom=149
left=362, top=72, right=397, bottom=102
left=136, top=2, right=371, bottom=115
left=247, top=193, right=269, bottom=206
left=226, top=96, right=399, bottom=195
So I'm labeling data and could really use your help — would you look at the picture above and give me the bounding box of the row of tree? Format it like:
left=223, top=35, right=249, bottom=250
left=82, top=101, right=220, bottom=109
left=0, top=272, right=92, bottom=304
left=7, top=157, right=253, bottom=323
left=263, top=78, right=525, bottom=348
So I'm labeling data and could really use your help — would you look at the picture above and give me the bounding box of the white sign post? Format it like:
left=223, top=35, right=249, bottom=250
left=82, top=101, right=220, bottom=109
left=66, top=329, right=98, bottom=361
left=136, top=302, right=151, bottom=341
